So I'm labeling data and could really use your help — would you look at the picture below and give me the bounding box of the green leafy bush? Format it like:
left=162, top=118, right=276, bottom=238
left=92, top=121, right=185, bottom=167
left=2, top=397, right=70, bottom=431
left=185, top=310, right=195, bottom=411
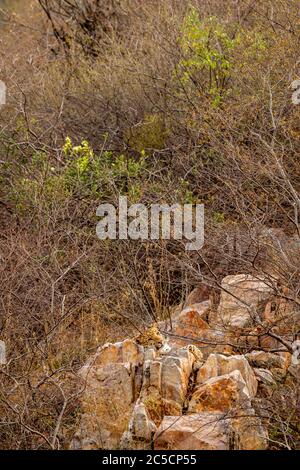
left=61, top=137, right=148, bottom=198
left=177, top=8, right=268, bottom=107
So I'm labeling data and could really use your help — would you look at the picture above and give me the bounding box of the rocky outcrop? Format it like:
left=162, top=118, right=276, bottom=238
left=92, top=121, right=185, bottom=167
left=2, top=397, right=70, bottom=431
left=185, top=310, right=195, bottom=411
left=154, top=408, right=268, bottom=451
left=71, top=340, right=144, bottom=450
left=71, top=273, right=299, bottom=451
left=217, top=274, right=273, bottom=328
left=71, top=339, right=266, bottom=450
left=254, top=368, right=276, bottom=386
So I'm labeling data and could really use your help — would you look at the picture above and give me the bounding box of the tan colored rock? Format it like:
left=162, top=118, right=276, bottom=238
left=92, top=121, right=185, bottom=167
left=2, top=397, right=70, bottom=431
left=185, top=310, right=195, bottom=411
left=72, top=362, right=136, bottom=449
left=254, top=368, right=276, bottom=386
left=230, top=407, right=268, bottom=450
left=139, top=358, right=162, bottom=393
left=130, top=402, right=157, bottom=440
left=188, top=370, right=251, bottom=413
left=122, top=339, right=145, bottom=364
left=82, top=339, right=144, bottom=370
left=245, top=351, right=285, bottom=369
left=149, top=360, right=162, bottom=389
left=138, top=349, right=194, bottom=429
left=154, top=412, right=230, bottom=450
left=170, top=307, right=210, bottom=349
left=184, top=286, right=211, bottom=307
left=71, top=292, right=272, bottom=451
left=208, top=330, right=234, bottom=357
left=165, top=318, right=230, bottom=359
left=179, top=301, right=210, bottom=321
left=140, top=389, right=182, bottom=428
left=177, top=347, right=196, bottom=369
left=232, top=323, right=279, bottom=351
left=154, top=409, right=268, bottom=451
left=197, top=354, right=258, bottom=398
left=161, top=301, right=233, bottom=358
left=218, top=274, right=273, bottom=328
left=72, top=339, right=145, bottom=449
left=161, top=354, right=193, bottom=405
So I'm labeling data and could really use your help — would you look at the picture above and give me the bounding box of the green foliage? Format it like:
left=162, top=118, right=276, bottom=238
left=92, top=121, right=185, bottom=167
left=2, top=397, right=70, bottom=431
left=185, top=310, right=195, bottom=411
left=177, top=8, right=269, bottom=106
left=5, top=137, right=148, bottom=214
left=62, top=137, right=102, bottom=195
left=178, top=9, right=236, bottom=106
left=111, top=153, right=147, bottom=179
left=242, top=31, right=268, bottom=59
left=62, top=137, right=147, bottom=198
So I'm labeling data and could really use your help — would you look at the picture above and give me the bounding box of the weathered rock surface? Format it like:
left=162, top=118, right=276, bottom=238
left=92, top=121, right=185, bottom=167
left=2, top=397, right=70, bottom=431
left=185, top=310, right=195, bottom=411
left=254, top=368, right=276, bottom=386
left=154, top=409, right=268, bottom=450
left=82, top=339, right=144, bottom=369
left=230, top=406, right=268, bottom=450
left=127, top=401, right=157, bottom=441
left=72, top=340, right=267, bottom=450
left=245, top=351, right=286, bottom=369
left=197, top=353, right=258, bottom=398
left=184, top=286, right=211, bottom=308
left=154, top=412, right=231, bottom=450
left=218, top=274, right=273, bottom=328
left=72, top=362, right=137, bottom=449
left=166, top=305, right=210, bottom=348
left=135, top=348, right=195, bottom=435
left=188, top=370, right=251, bottom=413
left=161, top=303, right=233, bottom=358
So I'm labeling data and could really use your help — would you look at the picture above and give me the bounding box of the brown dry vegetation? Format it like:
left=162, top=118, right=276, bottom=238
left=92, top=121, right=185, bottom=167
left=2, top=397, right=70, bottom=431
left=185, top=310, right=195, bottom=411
left=0, top=0, right=300, bottom=449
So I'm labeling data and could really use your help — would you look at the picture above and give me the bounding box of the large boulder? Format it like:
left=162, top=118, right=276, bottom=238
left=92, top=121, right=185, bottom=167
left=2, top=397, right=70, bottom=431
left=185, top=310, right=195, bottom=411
left=71, top=339, right=145, bottom=449
left=230, top=407, right=268, bottom=450
left=154, top=409, right=268, bottom=451
left=82, top=339, right=144, bottom=369
left=188, top=370, right=251, bottom=413
left=162, top=303, right=233, bottom=358
left=71, top=312, right=269, bottom=451
left=71, top=362, right=137, bottom=449
left=154, top=412, right=230, bottom=450
left=167, top=304, right=210, bottom=349
left=217, top=274, right=273, bottom=328
left=197, top=354, right=258, bottom=398
left=127, top=401, right=157, bottom=442
left=184, top=286, right=211, bottom=308
left=160, top=353, right=193, bottom=404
